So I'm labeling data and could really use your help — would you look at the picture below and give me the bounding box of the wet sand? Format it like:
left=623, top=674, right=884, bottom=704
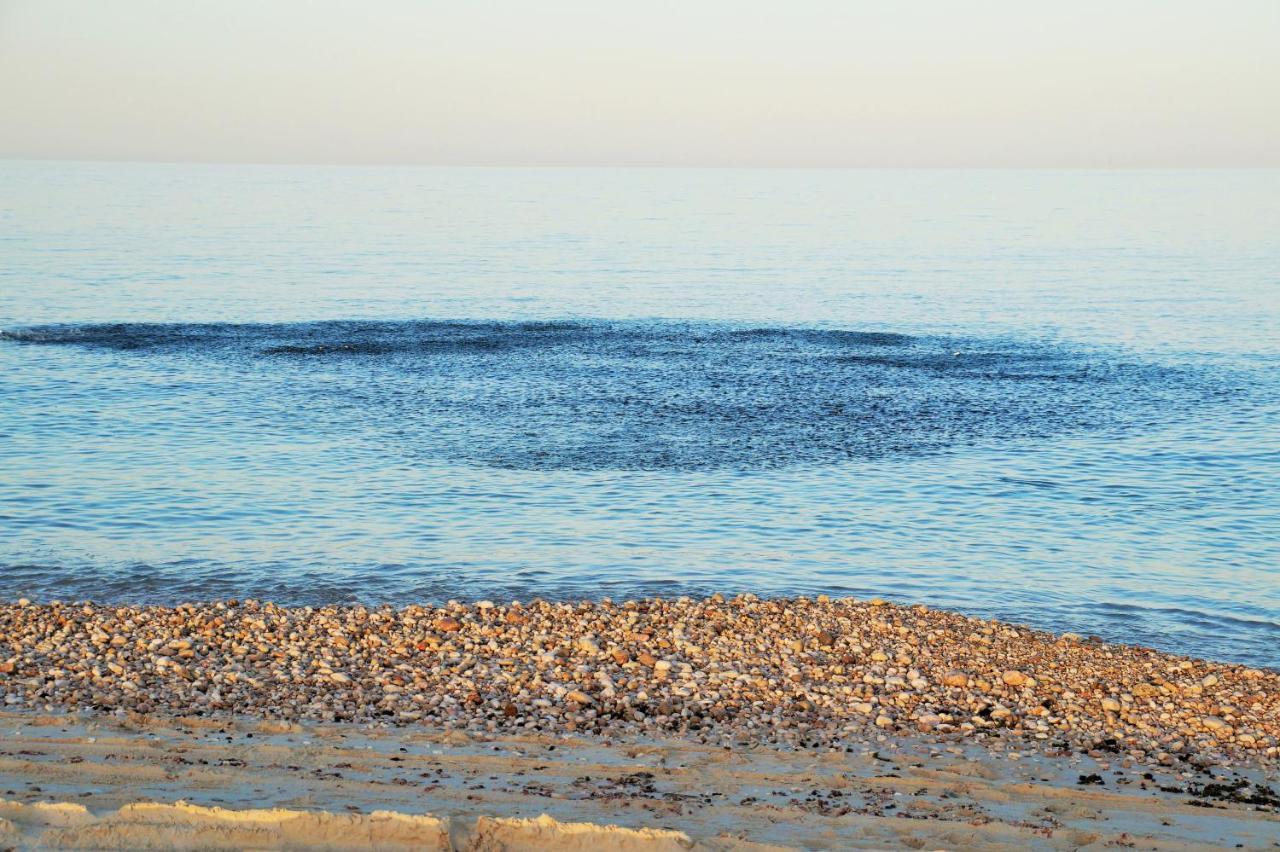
left=0, top=711, right=1277, bottom=849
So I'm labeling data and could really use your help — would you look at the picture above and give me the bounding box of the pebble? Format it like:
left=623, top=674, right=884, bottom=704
left=0, top=596, right=1274, bottom=768
left=916, top=713, right=942, bottom=731
left=1001, top=670, right=1029, bottom=687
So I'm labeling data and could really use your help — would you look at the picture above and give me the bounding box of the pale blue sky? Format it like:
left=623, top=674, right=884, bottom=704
left=1, top=0, right=1277, bottom=166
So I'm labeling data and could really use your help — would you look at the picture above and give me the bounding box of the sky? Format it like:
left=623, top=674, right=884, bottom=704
left=1, top=0, right=1277, bottom=167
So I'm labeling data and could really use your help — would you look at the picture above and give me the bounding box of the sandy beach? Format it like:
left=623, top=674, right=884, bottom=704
left=1, top=596, right=1278, bottom=848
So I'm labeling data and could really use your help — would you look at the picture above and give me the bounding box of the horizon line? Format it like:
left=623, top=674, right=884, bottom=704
left=4, top=157, right=1279, bottom=171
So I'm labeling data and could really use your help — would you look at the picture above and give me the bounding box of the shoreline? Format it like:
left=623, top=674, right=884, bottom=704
left=3, top=595, right=1278, bottom=847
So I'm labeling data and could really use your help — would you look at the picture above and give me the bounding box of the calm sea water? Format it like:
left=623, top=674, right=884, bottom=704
left=1, top=163, right=1277, bottom=667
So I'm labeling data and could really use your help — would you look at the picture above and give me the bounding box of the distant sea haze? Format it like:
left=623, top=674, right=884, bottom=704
left=0, top=164, right=1277, bottom=667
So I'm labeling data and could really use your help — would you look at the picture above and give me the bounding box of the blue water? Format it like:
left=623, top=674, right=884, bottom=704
left=1, top=163, right=1277, bottom=667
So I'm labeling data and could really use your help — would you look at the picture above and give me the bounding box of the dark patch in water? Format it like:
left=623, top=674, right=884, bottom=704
left=731, top=328, right=914, bottom=347
left=264, top=342, right=398, bottom=356
left=3, top=320, right=1209, bottom=471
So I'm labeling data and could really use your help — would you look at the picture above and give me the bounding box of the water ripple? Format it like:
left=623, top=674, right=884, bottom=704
left=2, top=319, right=1213, bottom=471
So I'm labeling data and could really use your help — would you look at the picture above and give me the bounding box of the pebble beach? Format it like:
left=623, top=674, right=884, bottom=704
left=6, top=28, right=1280, bottom=844
left=3, top=595, right=1277, bottom=771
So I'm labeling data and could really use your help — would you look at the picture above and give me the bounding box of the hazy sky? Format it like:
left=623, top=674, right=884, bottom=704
left=2, top=0, right=1277, bottom=167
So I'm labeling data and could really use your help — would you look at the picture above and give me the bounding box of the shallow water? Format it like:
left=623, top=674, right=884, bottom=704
left=1, top=163, right=1277, bottom=666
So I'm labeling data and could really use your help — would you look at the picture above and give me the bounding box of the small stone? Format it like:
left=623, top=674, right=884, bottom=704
left=1001, top=670, right=1028, bottom=687
left=565, top=689, right=594, bottom=705
left=1101, top=697, right=1122, bottom=712
left=434, top=617, right=461, bottom=632
left=916, top=713, right=942, bottom=731
left=942, top=670, right=969, bottom=688
left=330, top=672, right=351, bottom=684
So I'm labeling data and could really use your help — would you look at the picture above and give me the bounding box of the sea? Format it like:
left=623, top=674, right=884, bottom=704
left=1, top=162, right=1277, bottom=667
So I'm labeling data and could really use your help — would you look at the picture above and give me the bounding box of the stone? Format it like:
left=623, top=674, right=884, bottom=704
left=916, top=713, right=942, bottom=731
left=1001, top=670, right=1028, bottom=687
